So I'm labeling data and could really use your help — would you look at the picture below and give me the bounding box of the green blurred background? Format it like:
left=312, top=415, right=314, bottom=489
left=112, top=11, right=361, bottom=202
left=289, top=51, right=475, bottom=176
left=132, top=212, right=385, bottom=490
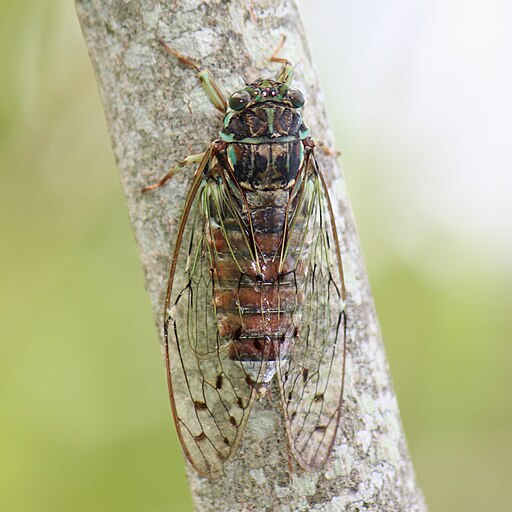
left=1, top=1, right=510, bottom=511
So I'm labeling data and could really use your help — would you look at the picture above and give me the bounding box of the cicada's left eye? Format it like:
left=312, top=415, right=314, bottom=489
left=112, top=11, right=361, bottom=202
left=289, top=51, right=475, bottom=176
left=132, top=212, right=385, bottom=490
left=288, top=89, right=305, bottom=108
left=229, top=91, right=251, bottom=111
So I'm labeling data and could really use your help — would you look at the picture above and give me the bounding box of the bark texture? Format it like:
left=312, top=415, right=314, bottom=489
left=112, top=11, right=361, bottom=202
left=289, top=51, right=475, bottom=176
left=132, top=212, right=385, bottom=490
left=75, top=1, right=426, bottom=510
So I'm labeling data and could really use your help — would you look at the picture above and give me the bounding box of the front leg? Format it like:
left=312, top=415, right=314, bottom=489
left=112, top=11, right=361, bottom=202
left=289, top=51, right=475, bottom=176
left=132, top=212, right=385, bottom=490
left=316, top=140, right=342, bottom=158
left=159, top=39, right=227, bottom=114
left=269, top=35, right=294, bottom=86
left=142, top=152, right=206, bottom=192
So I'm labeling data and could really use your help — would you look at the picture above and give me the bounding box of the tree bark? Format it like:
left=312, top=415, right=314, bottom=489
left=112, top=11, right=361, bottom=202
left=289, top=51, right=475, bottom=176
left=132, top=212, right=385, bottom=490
left=75, top=1, right=426, bottom=510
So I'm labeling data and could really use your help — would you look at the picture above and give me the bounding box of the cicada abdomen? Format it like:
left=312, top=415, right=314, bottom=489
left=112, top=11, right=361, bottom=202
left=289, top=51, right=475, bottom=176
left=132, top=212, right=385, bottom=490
left=211, top=88, right=311, bottom=379
left=147, top=41, right=347, bottom=478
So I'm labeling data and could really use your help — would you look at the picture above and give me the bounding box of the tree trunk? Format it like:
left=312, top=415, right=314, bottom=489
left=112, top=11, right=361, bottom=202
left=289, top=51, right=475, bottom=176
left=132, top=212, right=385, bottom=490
left=75, top=1, right=426, bottom=510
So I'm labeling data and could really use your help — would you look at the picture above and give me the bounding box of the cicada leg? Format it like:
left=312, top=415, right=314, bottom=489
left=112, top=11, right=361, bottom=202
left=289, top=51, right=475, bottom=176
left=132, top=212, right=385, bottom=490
left=159, top=39, right=227, bottom=114
left=316, top=140, right=342, bottom=158
left=269, top=35, right=294, bottom=86
left=142, top=152, right=206, bottom=192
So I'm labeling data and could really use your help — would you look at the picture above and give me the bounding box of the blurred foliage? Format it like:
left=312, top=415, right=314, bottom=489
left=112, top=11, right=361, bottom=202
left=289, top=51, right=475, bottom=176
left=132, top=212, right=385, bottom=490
left=1, top=2, right=511, bottom=512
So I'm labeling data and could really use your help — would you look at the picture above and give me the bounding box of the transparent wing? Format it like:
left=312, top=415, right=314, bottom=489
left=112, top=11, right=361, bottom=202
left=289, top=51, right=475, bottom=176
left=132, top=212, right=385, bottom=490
left=276, top=152, right=347, bottom=471
left=163, top=152, right=264, bottom=478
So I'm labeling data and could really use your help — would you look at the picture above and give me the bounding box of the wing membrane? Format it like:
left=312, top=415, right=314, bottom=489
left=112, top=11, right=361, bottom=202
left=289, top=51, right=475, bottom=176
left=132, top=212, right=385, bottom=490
left=163, top=152, right=264, bottom=478
left=162, top=147, right=346, bottom=475
left=277, top=152, right=347, bottom=470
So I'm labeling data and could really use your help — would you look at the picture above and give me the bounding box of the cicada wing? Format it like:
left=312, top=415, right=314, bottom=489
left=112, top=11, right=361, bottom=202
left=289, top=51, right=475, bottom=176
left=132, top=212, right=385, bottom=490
left=276, top=153, right=347, bottom=471
left=163, top=153, right=263, bottom=478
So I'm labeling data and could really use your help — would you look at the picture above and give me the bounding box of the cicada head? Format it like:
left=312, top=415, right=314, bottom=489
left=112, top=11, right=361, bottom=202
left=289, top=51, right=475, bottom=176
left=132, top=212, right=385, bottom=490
left=227, top=79, right=305, bottom=112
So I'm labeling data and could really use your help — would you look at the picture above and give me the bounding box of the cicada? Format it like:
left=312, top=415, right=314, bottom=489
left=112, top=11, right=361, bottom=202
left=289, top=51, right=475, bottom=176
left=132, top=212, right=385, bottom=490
left=144, top=38, right=347, bottom=478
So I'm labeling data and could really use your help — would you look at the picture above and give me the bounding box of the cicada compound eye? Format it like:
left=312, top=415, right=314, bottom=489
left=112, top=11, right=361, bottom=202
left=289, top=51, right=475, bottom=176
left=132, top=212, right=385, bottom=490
left=288, top=89, right=305, bottom=108
left=229, top=90, right=251, bottom=111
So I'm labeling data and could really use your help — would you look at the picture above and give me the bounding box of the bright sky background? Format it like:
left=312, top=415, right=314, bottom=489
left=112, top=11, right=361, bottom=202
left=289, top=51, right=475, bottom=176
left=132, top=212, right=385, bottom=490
left=299, top=0, right=512, bottom=268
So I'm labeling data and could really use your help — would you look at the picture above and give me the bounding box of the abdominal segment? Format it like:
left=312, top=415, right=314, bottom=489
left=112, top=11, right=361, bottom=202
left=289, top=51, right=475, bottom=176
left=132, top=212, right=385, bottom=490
left=208, top=193, right=308, bottom=365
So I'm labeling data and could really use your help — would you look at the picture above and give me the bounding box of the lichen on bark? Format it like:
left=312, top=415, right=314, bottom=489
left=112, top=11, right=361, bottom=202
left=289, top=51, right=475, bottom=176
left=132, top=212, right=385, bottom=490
left=75, top=1, right=426, bottom=510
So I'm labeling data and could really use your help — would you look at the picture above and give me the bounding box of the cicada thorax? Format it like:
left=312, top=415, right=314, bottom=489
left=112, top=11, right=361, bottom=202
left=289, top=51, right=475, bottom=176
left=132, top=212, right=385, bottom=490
left=220, top=101, right=309, bottom=190
left=209, top=100, right=312, bottom=374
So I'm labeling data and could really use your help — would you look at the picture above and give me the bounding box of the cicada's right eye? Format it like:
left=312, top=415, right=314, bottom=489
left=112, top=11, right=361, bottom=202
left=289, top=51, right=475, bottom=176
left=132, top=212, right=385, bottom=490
left=229, top=90, right=251, bottom=111
left=287, top=89, right=305, bottom=108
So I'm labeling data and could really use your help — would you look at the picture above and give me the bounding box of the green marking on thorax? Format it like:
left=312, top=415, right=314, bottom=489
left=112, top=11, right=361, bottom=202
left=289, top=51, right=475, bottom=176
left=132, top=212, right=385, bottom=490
left=223, top=111, right=235, bottom=128
left=219, top=130, right=310, bottom=144
left=227, top=145, right=237, bottom=165
left=266, top=108, right=275, bottom=134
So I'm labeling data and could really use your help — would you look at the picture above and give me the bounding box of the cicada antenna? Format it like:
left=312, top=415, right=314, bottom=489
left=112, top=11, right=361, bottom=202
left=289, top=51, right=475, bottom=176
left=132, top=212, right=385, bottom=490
left=238, top=74, right=249, bottom=86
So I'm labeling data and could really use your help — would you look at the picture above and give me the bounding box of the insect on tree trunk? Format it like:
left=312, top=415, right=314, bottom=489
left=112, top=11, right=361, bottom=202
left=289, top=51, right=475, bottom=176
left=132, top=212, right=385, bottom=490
left=75, top=1, right=426, bottom=511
